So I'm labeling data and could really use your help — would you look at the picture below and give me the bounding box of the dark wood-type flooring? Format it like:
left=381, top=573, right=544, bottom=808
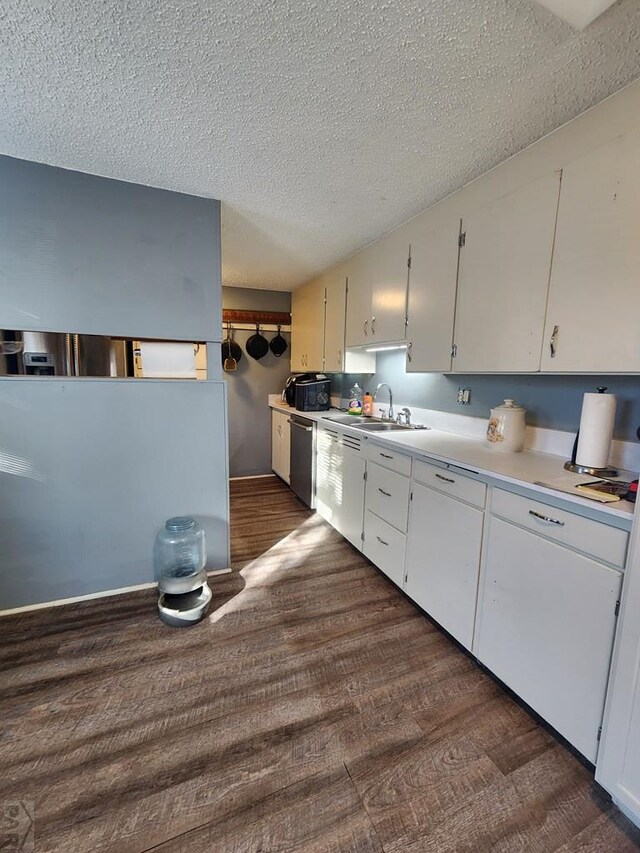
left=2, top=476, right=640, bottom=852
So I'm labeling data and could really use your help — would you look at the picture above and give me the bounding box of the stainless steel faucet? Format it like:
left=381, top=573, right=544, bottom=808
left=374, top=383, right=394, bottom=421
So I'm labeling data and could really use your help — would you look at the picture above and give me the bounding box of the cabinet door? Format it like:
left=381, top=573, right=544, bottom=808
left=541, top=133, right=640, bottom=372
left=369, top=229, right=410, bottom=344
left=363, top=510, right=406, bottom=587
left=271, top=411, right=290, bottom=483
left=404, top=483, right=483, bottom=650
left=405, top=217, right=461, bottom=372
left=333, top=447, right=366, bottom=550
left=315, top=427, right=341, bottom=524
left=345, top=251, right=373, bottom=348
left=476, top=517, right=622, bottom=762
left=291, top=278, right=325, bottom=371
left=323, top=268, right=347, bottom=373
left=453, top=172, right=561, bottom=372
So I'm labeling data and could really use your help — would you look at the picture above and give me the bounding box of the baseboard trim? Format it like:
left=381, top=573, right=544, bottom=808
left=229, top=473, right=276, bottom=481
left=0, top=568, right=233, bottom=617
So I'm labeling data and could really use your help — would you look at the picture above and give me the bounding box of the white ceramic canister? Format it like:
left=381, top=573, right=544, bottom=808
left=486, top=399, right=526, bottom=452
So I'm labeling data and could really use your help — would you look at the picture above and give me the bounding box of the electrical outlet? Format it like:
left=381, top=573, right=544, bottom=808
left=457, top=387, right=471, bottom=405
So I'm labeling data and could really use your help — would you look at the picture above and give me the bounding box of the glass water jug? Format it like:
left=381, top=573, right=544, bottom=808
left=154, top=516, right=206, bottom=584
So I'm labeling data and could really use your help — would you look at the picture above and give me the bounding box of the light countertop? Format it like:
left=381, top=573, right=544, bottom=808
left=270, top=401, right=636, bottom=527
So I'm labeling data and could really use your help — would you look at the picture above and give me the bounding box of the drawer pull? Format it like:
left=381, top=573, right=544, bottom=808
left=378, top=487, right=392, bottom=497
left=529, top=510, right=565, bottom=526
left=435, top=473, right=455, bottom=484
left=380, top=453, right=394, bottom=459
left=376, top=535, right=389, bottom=546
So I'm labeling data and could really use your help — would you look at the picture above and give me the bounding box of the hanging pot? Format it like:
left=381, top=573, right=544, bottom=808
left=269, top=325, right=288, bottom=358
left=221, top=324, right=242, bottom=372
left=245, top=324, right=269, bottom=360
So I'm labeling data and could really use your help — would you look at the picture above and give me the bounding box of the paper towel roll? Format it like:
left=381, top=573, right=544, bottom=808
left=576, top=391, right=616, bottom=469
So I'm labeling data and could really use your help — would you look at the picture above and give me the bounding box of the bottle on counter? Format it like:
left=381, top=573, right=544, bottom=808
left=363, top=391, right=373, bottom=417
left=348, top=382, right=363, bottom=416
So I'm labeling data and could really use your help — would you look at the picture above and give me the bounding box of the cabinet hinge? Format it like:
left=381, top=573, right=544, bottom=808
left=459, top=232, right=466, bottom=248
left=403, top=573, right=408, bottom=584
left=451, top=343, right=458, bottom=358
left=361, top=531, right=365, bottom=542
left=364, top=470, right=367, bottom=481
left=410, top=492, right=413, bottom=501
left=597, top=725, right=603, bottom=742
left=615, top=599, right=621, bottom=616
left=407, top=255, right=412, bottom=269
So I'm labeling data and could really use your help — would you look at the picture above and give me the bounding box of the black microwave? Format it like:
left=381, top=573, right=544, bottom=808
left=295, top=378, right=331, bottom=412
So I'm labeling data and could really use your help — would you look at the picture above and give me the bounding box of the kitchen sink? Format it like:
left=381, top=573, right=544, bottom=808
left=352, top=421, right=429, bottom=432
left=321, top=414, right=428, bottom=432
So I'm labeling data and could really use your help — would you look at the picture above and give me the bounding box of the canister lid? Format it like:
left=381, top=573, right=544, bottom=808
left=494, top=399, right=525, bottom=411
left=166, top=516, right=196, bottom=532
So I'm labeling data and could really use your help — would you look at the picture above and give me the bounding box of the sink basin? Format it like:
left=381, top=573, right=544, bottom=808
left=352, top=421, right=429, bottom=432
left=321, top=414, right=429, bottom=432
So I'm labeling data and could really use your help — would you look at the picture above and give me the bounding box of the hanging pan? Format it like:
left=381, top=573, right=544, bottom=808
left=269, top=324, right=288, bottom=358
left=245, top=324, right=269, bottom=360
left=221, top=323, right=242, bottom=372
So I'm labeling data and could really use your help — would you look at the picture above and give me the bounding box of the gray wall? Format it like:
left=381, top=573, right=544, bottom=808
left=0, top=379, right=229, bottom=610
left=222, top=287, right=291, bottom=477
left=0, top=156, right=227, bottom=609
left=0, top=154, right=221, bottom=341
left=332, top=350, right=640, bottom=442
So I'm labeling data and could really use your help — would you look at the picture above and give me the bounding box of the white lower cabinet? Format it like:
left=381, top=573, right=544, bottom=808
left=476, top=512, right=623, bottom=762
left=363, top=510, right=406, bottom=587
left=271, top=410, right=290, bottom=483
left=404, top=481, right=484, bottom=650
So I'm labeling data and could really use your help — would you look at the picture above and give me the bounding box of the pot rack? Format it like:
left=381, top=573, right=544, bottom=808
left=221, top=309, right=291, bottom=334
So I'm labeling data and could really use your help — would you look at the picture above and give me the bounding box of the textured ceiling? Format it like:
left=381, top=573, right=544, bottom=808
left=2, top=1, right=640, bottom=291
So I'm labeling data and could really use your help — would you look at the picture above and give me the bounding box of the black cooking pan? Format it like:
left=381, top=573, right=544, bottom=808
left=269, top=325, right=288, bottom=357
left=221, top=324, right=242, bottom=372
left=246, top=324, right=269, bottom=360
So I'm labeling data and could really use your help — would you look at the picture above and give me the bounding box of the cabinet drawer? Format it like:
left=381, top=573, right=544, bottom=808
left=491, top=488, right=628, bottom=568
left=363, top=511, right=406, bottom=587
left=365, top=442, right=412, bottom=477
left=366, top=462, right=411, bottom=532
left=413, top=458, right=486, bottom=509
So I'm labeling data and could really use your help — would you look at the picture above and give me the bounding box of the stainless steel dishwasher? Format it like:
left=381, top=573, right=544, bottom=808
left=289, top=414, right=316, bottom=508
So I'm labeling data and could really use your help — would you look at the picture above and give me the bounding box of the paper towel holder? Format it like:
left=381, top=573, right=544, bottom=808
left=564, top=387, right=618, bottom=477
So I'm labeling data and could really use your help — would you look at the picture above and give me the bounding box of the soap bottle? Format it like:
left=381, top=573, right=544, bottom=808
left=348, top=382, right=363, bottom=416
left=363, top=391, right=373, bottom=417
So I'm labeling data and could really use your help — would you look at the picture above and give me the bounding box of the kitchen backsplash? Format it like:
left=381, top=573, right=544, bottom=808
left=329, top=349, right=640, bottom=443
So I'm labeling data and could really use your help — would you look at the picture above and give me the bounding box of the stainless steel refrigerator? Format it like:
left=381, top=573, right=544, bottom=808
left=0, top=331, right=132, bottom=377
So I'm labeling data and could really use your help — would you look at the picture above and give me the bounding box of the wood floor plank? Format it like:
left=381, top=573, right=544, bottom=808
left=0, top=476, right=637, bottom=852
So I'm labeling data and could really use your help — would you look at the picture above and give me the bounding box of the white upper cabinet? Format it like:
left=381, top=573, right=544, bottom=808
left=323, top=267, right=347, bottom=373
left=369, top=229, right=410, bottom=344
left=290, top=277, right=325, bottom=371
left=453, top=171, right=561, bottom=373
left=345, top=230, right=410, bottom=347
left=541, top=132, right=640, bottom=373
left=345, top=250, right=374, bottom=348
left=405, top=216, right=461, bottom=372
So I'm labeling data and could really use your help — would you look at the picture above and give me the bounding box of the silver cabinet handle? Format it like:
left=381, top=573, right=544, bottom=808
left=371, top=316, right=376, bottom=335
left=376, top=535, right=389, bottom=546
left=435, top=473, right=455, bottom=484
left=529, top=510, right=565, bottom=526
left=363, top=320, right=369, bottom=336
left=407, top=341, right=413, bottom=363
left=380, top=453, right=393, bottom=460
left=550, top=325, right=559, bottom=359
left=337, top=349, right=342, bottom=366
left=378, top=487, right=391, bottom=497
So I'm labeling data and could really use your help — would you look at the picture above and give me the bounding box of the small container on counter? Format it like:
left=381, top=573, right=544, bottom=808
left=486, top=399, right=527, bottom=453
